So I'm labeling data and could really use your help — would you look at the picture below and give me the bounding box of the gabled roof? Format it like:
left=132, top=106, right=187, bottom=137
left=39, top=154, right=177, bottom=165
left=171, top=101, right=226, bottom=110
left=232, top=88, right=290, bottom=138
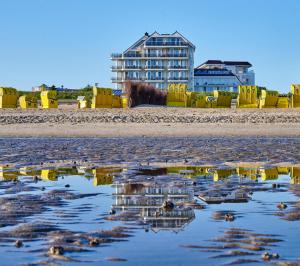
left=223, top=61, right=252, bottom=67
left=123, top=31, right=195, bottom=53
left=196, top=60, right=252, bottom=69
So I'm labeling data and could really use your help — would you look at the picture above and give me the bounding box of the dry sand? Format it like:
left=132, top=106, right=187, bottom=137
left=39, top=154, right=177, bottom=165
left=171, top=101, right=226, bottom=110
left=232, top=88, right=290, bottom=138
left=1, top=105, right=300, bottom=137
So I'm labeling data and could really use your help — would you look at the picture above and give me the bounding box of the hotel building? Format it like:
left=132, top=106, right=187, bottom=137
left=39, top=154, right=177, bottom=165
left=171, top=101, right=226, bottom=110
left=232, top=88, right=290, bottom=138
left=194, top=60, right=255, bottom=92
left=111, top=31, right=195, bottom=91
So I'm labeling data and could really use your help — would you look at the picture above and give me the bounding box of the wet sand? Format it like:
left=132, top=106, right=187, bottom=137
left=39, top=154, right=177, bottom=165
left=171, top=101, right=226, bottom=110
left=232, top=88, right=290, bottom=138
left=1, top=106, right=300, bottom=137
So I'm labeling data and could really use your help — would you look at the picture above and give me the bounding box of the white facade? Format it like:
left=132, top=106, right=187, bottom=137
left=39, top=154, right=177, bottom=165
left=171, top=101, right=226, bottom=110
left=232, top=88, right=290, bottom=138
left=111, top=31, right=195, bottom=91
left=194, top=60, right=255, bottom=92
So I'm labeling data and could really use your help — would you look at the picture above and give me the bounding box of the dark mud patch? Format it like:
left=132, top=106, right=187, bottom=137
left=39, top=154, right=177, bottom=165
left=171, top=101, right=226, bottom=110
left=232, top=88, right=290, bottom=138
left=1, top=137, right=300, bottom=167
left=182, top=228, right=284, bottom=262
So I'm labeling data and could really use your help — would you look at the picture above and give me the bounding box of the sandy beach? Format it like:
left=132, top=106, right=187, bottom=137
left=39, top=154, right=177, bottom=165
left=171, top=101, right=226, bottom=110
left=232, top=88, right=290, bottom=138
left=1, top=105, right=300, bottom=137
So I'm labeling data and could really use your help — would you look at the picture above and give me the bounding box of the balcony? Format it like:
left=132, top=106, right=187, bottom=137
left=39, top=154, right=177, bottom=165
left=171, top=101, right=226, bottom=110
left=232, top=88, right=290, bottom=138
left=144, top=53, right=188, bottom=58
left=145, top=41, right=187, bottom=47
left=146, top=77, right=165, bottom=81
left=111, top=53, right=123, bottom=59
left=145, top=65, right=164, bottom=70
left=111, top=65, right=123, bottom=70
left=168, top=65, right=188, bottom=70
left=168, top=77, right=189, bottom=81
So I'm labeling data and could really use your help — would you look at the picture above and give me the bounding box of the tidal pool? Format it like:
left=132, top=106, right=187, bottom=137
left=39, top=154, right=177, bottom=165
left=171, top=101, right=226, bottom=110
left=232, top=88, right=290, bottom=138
left=1, top=163, right=300, bottom=265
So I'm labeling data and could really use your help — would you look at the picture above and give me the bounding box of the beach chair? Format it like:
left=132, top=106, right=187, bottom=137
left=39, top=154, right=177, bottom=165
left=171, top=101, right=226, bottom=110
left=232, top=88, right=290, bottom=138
left=112, top=95, right=122, bottom=108
left=91, top=87, right=113, bottom=108
left=237, top=86, right=259, bottom=108
left=19, top=94, right=38, bottom=109
left=277, top=95, right=289, bottom=108
left=77, top=96, right=91, bottom=109
left=41, top=90, right=58, bottom=109
left=166, top=83, right=187, bottom=107
left=0, top=87, right=18, bottom=108
left=259, top=90, right=279, bottom=108
left=291, top=84, right=300, bottom=108
left=213, top=90, right=232, bottom=108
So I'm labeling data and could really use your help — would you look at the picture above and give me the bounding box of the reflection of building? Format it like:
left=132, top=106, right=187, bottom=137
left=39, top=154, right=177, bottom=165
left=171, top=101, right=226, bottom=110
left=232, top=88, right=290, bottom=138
left=112, top=182, right=195, bottom=232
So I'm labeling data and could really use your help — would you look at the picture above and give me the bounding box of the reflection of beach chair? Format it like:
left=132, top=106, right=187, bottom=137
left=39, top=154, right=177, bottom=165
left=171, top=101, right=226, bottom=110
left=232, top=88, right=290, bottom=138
left=260, top=168, right=278, bottom=181
left=291, top=84, right=300, bottom=108
left=0, top=166, right=18, bottom=181
left=213, top=169, right=235, bottom=182
left=41, top=90, right=58, bottom=109
left=237, top=86, right=259, bottom=108
left=236, top=167, right=258, bottom=180
left=0, top=87, right=18, bottom=108
left=213, top=91, right=232, bottom=108
left=290, top=167, right=300, bottom=184
left=276, top=167, right=290, bottom=175
left=19, top=94, right=38, bottom=109
left=259, top=90, right=279, bottom=108
left=91, top=87, right=113, bottom=108
left=92, top=167, right=121, bottom=186
left=41, top=169, right=57, bottom=181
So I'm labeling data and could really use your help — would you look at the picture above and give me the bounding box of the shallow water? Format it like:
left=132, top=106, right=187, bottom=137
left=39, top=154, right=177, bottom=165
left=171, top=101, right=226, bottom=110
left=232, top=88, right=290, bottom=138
left=1, top=163, right=300, bottom=265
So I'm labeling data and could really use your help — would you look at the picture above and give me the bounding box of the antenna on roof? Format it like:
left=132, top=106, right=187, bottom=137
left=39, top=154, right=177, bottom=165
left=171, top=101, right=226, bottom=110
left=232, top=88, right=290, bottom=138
left=145, top=32, right=149, bottom=36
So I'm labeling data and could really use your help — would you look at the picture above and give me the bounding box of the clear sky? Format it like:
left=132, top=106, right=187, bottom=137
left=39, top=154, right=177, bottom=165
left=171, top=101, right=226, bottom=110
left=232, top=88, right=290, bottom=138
left=1, top=0, right=300, bottom=92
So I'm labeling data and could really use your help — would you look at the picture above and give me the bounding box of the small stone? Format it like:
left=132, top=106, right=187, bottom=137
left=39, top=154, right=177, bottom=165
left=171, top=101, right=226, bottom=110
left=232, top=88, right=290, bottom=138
left=261, top=252, right=271, bottom=260
left=89, top=238, right=100, bottom=246
left=15, top=240, right=23, bottom=248
left=224, top=213, right=235, bottom=222
left=162, top=200, right=174, bottom=211
left=277, top=202, right=287, bottom=209
left=49, top=246, right=64, bottom=255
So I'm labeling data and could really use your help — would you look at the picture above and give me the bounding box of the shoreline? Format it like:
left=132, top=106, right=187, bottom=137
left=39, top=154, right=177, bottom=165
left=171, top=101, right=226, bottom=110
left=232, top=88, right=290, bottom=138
left=1, top=106, right=300, bottom=137
left=1, top=122, right=300, bottom=137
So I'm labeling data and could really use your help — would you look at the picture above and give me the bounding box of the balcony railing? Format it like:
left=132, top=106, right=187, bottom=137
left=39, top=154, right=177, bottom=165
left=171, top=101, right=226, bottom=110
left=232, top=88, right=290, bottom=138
left=145, top=41, right=187, bottom=46
left=168, top=77, right=189, bottom=81
left=111, top=53, right=122, bottom=58
left=111, top=66, right=123, bottom=70
left=145, top=65, right=164, bottom=69
left=146, top=77, right=164, bottom=81
left=168, top=65, right=188, bottom=69
left=144, top=54, right=188, bottom=58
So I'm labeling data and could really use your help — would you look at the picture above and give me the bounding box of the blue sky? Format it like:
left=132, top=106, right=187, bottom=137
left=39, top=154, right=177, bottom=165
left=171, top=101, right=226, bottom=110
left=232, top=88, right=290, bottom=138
left=0, top=0, right=300, bottom=92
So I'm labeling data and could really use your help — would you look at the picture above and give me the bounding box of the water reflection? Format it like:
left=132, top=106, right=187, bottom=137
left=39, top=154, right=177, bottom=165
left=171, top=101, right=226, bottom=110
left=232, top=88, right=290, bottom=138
left=112, top=182, right=195, bottom=232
